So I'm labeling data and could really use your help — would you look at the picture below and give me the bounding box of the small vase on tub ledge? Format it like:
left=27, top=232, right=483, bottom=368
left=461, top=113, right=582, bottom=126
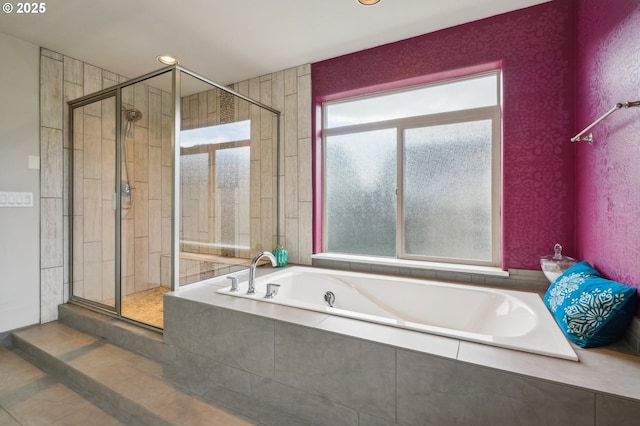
left=540, top=243, right=577, bottom=284
left=272, top=244, right=288, bottom=267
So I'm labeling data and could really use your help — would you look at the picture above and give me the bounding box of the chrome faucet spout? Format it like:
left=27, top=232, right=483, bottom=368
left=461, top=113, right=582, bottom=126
left=247, top=251, right=277, bottom=295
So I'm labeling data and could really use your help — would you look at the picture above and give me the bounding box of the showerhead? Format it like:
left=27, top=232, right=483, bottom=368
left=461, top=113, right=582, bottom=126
left=124, top=109, right=143, bottom=122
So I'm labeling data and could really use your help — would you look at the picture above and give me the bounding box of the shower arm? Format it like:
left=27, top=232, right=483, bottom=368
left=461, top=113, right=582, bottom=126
left=571, top=100, right=640, bottom=143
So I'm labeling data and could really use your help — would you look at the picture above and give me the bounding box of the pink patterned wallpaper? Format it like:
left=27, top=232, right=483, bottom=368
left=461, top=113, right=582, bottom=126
left=312, top=1, right=577, bottom=270
left=575, top=0, right=640, bottom=311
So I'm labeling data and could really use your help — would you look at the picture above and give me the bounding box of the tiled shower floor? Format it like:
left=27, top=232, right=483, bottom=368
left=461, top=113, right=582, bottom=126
left=121, top=287, right=169, bottom=329
left=102, top=287, right=169, bottom=329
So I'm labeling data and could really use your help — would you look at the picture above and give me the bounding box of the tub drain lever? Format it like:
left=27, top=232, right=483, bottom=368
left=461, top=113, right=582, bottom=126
left=324, top=291, right=335, bottom=307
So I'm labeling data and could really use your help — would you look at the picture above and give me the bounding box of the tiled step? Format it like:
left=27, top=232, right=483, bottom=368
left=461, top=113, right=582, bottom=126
left=55, top=304, right=311, bottom=426
left=0, top=346, right=125, bottom=425
left=11, top=322, right=269, bottom=426
left=57, top=304, right=172, bottom=364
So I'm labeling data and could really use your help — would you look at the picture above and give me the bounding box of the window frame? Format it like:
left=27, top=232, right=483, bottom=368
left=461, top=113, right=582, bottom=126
left=321, top=71, right=502, bottom=267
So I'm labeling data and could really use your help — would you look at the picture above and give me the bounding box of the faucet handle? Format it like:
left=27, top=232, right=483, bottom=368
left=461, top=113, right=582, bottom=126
left=227, top=276, right=239, bottom=292
left=265, top=283, right=280, bottom=299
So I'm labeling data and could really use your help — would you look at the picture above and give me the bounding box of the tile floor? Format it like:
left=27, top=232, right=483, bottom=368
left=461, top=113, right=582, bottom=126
left=0, top=346, right=124, bottom=425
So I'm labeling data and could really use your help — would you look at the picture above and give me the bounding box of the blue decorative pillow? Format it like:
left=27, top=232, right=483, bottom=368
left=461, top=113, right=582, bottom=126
left=543, top=261, right=638, bottom=348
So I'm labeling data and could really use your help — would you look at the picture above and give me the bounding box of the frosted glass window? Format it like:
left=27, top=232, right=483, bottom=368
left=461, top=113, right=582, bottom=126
left=215, top=147, right=251, bottom=254
left=216, top=146, right=249, bottom=189
left=325, top=129, right=397, bottom=256
left=326, top=74, right=497, bottom=129
left=322, top=70, right=501, bottom=266
left=403, top=121, right=493, bottom=261
left=180, top=153, right=209, bottom=247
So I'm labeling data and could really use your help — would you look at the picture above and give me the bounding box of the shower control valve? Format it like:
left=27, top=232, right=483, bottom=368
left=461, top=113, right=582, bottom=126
left=121, top=181, right=132, bottom=196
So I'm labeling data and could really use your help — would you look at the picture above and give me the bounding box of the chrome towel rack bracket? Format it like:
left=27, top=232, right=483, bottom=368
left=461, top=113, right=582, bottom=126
left=571, top=100, right=640, bottom=144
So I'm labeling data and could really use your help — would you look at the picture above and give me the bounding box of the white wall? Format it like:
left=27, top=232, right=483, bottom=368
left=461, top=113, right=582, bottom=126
left=0, top=32, right=40, bottom=333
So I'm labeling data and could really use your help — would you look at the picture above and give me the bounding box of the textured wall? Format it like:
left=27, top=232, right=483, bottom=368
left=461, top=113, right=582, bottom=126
left=575, top=0, right=640, bottom=310
left=0, top=34, right=40, bottom=332
left=312, top=1, right=577, bottom=270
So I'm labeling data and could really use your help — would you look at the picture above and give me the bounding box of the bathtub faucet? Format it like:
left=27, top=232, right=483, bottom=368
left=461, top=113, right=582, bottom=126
left=247, top=251, right=278, bottom=295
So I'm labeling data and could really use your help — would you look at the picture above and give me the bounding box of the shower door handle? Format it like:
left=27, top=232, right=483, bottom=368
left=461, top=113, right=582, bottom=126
left=112, top=193, right=117, bottom=211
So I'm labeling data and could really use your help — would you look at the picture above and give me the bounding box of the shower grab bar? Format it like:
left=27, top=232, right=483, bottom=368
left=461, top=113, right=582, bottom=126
left=571, top=100, right=640, bottom=143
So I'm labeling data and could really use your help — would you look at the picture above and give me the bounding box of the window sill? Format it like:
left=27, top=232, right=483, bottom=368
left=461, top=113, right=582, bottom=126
left=310, top=253, right=509, bottom=278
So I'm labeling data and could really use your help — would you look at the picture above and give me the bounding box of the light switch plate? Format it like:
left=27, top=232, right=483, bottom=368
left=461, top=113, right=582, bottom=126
left=28, top=156, right=40, bottom=170
left=0, top=191, right=34, bottom=207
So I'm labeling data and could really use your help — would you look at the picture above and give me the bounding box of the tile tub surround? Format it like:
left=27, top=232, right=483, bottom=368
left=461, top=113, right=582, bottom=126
left=163, top=276, right=640, bottom=426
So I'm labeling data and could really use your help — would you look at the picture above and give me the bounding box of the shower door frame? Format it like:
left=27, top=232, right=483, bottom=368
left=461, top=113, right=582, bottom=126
left=68, top=66, right=178, bottom=325
left=68, top=88, right=123, bottom=316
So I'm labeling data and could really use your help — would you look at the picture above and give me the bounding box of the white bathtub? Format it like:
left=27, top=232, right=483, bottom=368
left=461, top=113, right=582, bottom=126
left=216, top=266, right=577, bottom=361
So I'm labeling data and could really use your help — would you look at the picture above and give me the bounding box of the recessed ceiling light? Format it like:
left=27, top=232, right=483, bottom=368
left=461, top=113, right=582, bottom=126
left=156, top=55, right=179, bottom=65
left=358, top=0, right=380, bottom=4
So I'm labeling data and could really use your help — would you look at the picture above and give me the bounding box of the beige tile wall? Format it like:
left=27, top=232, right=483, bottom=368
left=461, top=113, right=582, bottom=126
left=231, top=65, right=312, bottom=266
left=39, top=47, right=313, bottom=322
left=40, top=48, right=72, bottom=323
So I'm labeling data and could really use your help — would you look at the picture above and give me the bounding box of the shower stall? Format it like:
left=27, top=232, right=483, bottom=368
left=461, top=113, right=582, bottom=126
left=68, top=66, right=280, bottom=329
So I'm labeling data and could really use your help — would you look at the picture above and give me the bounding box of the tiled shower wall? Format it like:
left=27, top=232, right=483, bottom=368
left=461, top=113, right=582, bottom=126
left=39, top=48, right=312, bottom=322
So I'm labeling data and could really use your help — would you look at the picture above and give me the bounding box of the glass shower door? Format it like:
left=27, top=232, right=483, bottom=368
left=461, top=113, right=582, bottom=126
left=118, top=74, right=173, bottom=329
left=71, top=94, right=118, bottom=311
